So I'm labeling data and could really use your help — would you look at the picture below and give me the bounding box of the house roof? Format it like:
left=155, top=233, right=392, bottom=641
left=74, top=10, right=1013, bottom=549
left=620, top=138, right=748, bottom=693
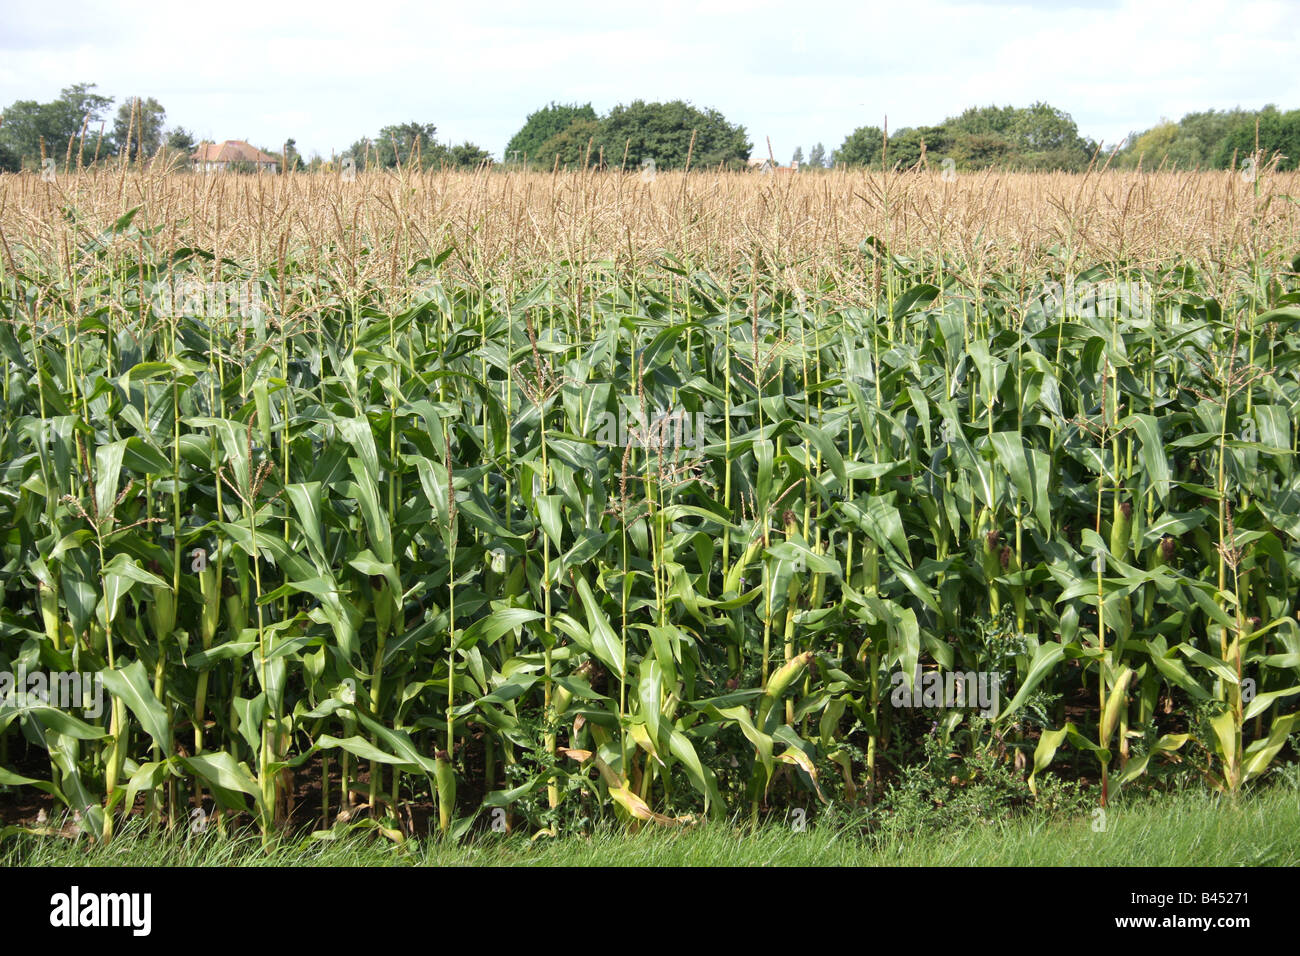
left=190, top=140, right=280, bottom=164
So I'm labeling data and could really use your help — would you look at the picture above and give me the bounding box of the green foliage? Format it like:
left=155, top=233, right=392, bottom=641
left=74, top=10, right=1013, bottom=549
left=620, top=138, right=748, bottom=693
left=447, top=142, right=493, bottom=169
left=6, top=783, right=1298, bottom=864
left=1174, top=109, right=1257, bottom=165
left=1116, top=107, right=1299, bottom=171
left=950, top=102, right=1091, bottom=155
left=532, top=118, right=602, bottom=169
left=280, top=138, right=305, bottom=172
left=509, top=95, right=756, bottom=171
left=349, top=122, right=493, bottom=171
left=887, top=125, right=952, bottom=170
left=876, top=728, right=1050, bottom=836
left=832, top=124, right=884, bottom=166
left=951, top=133, right=1015, bottom=169
left=835, top=103, right=1094, bottom=171
left=1, top=184, right=1298, bottom=847
left=1214, top=105, right=1300, bottom=172
left=1129, top=121, right=1181, bottom=166
left=505, top=102, right=597, bottom=165
left=0, top=82, right=114, bottom=167
left=110, top=96, right=167, bottom=162
left=595, top=99, right=750, bottom=169
left=166, top=127, right=197, bottom=156
left=354, top=121, right=438, bottom=169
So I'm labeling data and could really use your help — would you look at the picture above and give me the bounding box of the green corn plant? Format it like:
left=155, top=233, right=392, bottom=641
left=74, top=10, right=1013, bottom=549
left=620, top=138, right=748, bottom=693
left=1, top=168, right=1299, bottom=843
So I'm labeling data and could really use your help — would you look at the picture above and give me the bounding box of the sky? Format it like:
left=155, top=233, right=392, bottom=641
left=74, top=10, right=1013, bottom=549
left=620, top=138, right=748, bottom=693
left=1, top=0, right=1296, bottom=162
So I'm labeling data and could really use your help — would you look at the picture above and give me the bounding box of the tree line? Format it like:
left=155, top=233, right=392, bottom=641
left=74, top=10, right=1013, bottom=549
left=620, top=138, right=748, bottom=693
left=507, top=99, right=1297, bottom=172
left=0, top=84, right=193, bottom=172
left=0, top=83, right=493, bottom=174
left=503, top=101, right=752, bottom=170
left=1111, top=105, right=1299, bottom=172
left=2, top=83, right=1294, bottom=174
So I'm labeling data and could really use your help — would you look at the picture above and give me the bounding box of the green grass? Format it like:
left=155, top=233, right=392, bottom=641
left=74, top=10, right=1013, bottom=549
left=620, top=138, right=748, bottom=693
left=6, top=782, right=1297, bottom=867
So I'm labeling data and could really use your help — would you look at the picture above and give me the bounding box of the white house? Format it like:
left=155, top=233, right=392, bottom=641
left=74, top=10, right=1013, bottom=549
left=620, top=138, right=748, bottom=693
left=191, top=140, right=280, bottom=173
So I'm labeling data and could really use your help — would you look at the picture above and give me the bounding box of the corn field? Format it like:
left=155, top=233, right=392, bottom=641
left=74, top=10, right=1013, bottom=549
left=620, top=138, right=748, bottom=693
left=1, top=165, right=1299, bottom=842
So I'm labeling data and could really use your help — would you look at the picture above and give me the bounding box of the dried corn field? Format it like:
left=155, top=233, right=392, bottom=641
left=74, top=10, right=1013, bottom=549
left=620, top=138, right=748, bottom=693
left=1, top=166, right=1299, bottom=843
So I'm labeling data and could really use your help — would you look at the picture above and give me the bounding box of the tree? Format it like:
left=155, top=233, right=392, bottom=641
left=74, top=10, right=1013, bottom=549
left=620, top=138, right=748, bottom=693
left=948, top=102, right=1093, bottom=168
left=949, top=103, right=1075, bottom=152
left=951, top=133, right=1014, bottom=169
left=1125, top=120, right=1181, bottom=167
left=808, top=142, right=827, bottom=168
left=347, top=122, right=492, bottom=172
left=833, top=124, right=884, bottom=166
left=153, top=127, right=197, bottom=172
left=0, top=100, right=48, bottom=167
left=1214, top=105, right=1300, bottom=172
left=111, top=96, right=166, bottom=161
left=595, top=100, right=750, bottom=170
left=0, top=142, right=19, bottom=173
left=874, top=125, right=950, bottom=170
left=281, top=137, right=305, bottom=172
left=0, top=82, right=114, bottom=167
left=837, top=103, right=1093, bottom=171
left=506, top=102, right=597, bottom=165
left=356, top=122, right=435, bottom=169
left=1115, top=107, right=1283, bottom=170
left=791, top=146, right=804, bottom=166
left=947, top=104, right=1018, bottom=141
left=448, top=142, right=493, bottom=169
left=50, top=83, right=115, bottom=163
left=533, top=117, right=602, bottom=168
left=345, top=137, right=371, bottom=169
left=1014, top=102, right=1083, bottom=151
left=390, top=121, right=441, bottom=168
left=912, top=126, right=955, bottom=169
left=166, top=127, right=196, bottom=154
left=1175, top=109, right=1257, bottom=166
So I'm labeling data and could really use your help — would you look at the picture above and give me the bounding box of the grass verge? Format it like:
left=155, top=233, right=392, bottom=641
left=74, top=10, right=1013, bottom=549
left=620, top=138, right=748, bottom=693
left=4, top=782, right=1296, bottom=867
